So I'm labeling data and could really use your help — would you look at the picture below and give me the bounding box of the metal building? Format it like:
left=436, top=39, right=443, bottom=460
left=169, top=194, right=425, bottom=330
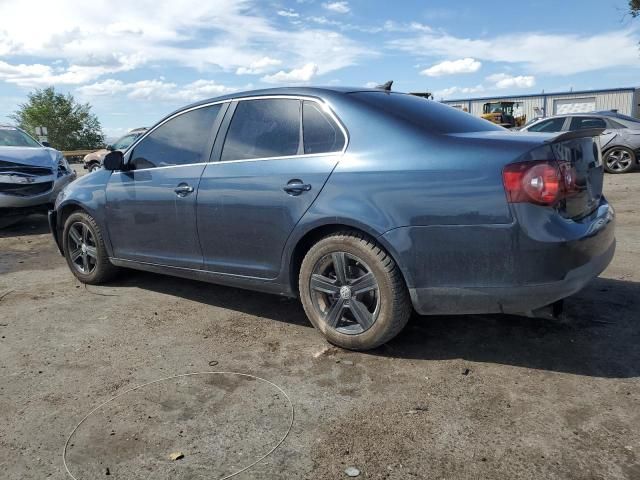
left=442, top=87, right=640, bottom=122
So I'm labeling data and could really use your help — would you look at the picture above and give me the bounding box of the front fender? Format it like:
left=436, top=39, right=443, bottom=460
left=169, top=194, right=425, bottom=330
left=54, top=169, right=113, bottom=256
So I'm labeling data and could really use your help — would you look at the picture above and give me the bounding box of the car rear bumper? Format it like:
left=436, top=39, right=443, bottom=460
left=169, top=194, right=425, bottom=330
left=408, top=238, right=614, bottom=315
left=383, top=199, right=616, bottom=316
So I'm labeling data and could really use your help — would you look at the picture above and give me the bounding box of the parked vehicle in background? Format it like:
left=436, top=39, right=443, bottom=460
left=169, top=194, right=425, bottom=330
left=521, top=111, right=640, bottom=173
left=0, top=125, right=76, bottom=228
left=481, top=101, right=526, bottom=128
left=83, top=127, right=147, bottom=172
left=50, top=87, right=615, bottom=350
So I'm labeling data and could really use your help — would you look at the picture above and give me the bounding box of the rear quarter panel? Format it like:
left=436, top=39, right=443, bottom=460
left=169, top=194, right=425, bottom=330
left=284, top=95, right=548, bottom=288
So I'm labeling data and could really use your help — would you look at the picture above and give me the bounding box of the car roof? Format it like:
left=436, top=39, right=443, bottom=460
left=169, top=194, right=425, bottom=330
left=183, top=86, right=379, bottom=110
left=151, top=86, right=384, bottom=125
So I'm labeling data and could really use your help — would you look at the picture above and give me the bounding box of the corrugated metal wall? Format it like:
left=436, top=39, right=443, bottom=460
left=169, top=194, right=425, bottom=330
left=547, top=91, right=634, bottom=115
left=443, top=89, right=638, bottom=121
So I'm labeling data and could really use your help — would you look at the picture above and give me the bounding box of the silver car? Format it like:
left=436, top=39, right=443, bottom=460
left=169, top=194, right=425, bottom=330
left=521, top=111, right=640, bottom=173
left=0, top=125, right=76, bottom=227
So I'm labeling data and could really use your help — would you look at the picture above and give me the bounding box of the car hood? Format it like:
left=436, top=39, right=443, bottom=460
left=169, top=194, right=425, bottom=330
left=0, top=146, right=60, bottom=168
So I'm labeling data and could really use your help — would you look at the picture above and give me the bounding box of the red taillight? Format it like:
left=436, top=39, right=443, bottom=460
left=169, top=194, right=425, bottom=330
left=503, top=161, right=576, bottom=206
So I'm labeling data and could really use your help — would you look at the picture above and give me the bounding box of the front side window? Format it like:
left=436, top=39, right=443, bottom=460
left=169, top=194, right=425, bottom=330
left=221, top=99, right=300, bottom=161
left=569, top=117, right=606, bottom=130
left=527, top=117, right=566, bottom=133
left=130, top=104, right=221, bottom=169
left=302, top=101, right=345, bottom=154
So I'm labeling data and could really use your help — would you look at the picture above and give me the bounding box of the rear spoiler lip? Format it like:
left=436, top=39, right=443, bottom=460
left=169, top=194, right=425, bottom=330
left=545, top=128, right=605, bottom=143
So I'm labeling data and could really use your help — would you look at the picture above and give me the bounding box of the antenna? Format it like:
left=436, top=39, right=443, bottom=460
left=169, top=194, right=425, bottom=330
left=375, top=80, right=393, bottom=91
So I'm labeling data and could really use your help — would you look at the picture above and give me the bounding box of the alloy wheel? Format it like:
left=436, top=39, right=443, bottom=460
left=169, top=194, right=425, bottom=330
left=605, top=149, right=633, bottom=172
left=68, top=221, right=98, bottom=274
left=309, top=251, right=380, bottom=334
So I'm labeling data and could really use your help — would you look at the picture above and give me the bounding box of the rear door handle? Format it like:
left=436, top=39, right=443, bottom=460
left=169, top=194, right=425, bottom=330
left=174, top=184, right=194, bottom=197
left=283, top=181, right=312, bottom=196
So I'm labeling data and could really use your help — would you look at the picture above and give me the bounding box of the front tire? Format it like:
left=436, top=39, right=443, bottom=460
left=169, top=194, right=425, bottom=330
left=87, top=162, right=101, bottom=173
left=604, top=147, right=635, bottom=174
left=62, top=211, right=118, bottom=284
left=299, top=232, right=411, bottom=350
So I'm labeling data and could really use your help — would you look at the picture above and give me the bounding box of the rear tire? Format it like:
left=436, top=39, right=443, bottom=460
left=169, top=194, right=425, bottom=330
left=62, top=211, right=118, bottom=284
left=87, top=162, right=100, bottom=173
left=299, top=232, right=411, bottom=350
left=604, top=147, right=635, bottom=174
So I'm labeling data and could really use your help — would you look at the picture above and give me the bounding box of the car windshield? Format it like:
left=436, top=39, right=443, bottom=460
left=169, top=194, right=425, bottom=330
left=112, top=134, right=137, bottom=150
left=0, top=127, right=41, bottom=147
left=351, top=92, right=502, bottom=133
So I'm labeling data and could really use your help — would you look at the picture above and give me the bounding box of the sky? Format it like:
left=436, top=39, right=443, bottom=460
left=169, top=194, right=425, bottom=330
left=1, top=0, right=639, bottom=139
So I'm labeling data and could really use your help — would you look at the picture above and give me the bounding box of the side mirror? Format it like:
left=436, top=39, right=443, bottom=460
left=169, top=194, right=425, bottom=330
left=106, top=144, right=114, bottom=151
left=103, top=150, right=125, bottom=171
left=42, top=141, right=51, bottom=147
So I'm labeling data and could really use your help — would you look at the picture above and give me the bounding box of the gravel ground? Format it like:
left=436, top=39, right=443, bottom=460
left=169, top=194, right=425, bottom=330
left=0, top=167, right=639, bottom=479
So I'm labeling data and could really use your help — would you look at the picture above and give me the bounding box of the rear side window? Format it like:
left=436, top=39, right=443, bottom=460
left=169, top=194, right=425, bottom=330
left=569, top=117, right=606, bottom=130
left=130, top=104, right=221, bottom=169
left=606, top=119, right=626, bottom=129
left=527, top=117, right=566, bottom=132
left=221, top=99, right=300, bottom=161
left=302, top=101, right=345, bottom=154
left=350, top=92, right=503, bottom=133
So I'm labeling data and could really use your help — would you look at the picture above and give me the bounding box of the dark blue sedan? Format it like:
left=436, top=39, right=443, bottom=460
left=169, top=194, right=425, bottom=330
left=49, top=87, right=615, bottom=350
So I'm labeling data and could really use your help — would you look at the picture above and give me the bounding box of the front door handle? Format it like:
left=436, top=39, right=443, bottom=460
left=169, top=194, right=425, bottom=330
left=283, top=180, right=312, bottom=196
left=174, top=183, right=194, bottom=197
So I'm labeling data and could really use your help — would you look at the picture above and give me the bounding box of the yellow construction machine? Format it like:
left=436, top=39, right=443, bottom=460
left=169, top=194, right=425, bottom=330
left=481, top=101, right=526, bottom=128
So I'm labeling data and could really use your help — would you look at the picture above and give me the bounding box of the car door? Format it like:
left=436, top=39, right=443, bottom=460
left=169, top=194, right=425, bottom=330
left=197, top=97, right=347, bottom=278
left=105, top=103, right=224, bottom=269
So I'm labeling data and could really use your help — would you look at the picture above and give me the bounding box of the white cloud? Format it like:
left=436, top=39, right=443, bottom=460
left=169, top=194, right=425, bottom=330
left=277, top=9, right=299, bottom=18
left=364, top=81, right=379, bottom=88
left=487, top=73, right=536, bottom=89
left=420, top=58, right=481, bottom=77
left=323, top=1, right=350, bottom=14
left=78, top=78, right=240, bottom=102
left=390, top=29, right=640, bottom=76
left=235, top=57, right=282, bottom=75
left=0, top=60, right=140, bottom=87
left=434, top=85, right=484, bottom=99
left=0, top=0, right=372, bottom=88
left=262, top=63, right=318, bottom=84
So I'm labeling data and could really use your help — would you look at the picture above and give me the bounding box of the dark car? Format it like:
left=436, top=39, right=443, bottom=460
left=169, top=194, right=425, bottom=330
left=521, top=111, right=640, bottom=173
left=49, top=87, right=615, bottom=350
left=82, top=128, right=147, bottom=172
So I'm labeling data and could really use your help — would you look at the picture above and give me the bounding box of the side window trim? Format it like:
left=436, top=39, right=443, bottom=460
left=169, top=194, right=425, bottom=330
left=123, top=102, right=227, bottom=169
left=210, top=100, right=238, bottom=162
left=211, top=96, right=349, bottom=164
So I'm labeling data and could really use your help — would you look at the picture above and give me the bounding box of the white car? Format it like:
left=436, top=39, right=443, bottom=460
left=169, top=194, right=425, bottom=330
left=520, top=112, right=640, bottom=173
left=0, top=125, right=76, bottom=227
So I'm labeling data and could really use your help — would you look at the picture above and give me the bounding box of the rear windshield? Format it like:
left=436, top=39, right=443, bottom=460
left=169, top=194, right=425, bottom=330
left=350, top=92, right=503, bottom=133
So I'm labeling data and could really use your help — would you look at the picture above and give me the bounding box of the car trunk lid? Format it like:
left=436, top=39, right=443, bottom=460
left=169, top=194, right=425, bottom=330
left=545, top=128, right=604, bottom=219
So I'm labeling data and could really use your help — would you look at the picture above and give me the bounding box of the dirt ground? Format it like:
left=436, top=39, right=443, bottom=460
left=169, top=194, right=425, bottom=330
left=1, top=167, right=639, bottom=479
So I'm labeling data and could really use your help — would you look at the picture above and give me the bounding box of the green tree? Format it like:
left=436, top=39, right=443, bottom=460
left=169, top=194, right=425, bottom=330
left=630, top=0, right=640, bottom=16
left=10, top=87, right=105, bottom=150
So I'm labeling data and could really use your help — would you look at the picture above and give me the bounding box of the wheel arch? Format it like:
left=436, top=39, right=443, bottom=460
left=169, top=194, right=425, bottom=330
left=56, top=201, right=114, bottom=257
left=286, top=221, right=413, bottom=296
